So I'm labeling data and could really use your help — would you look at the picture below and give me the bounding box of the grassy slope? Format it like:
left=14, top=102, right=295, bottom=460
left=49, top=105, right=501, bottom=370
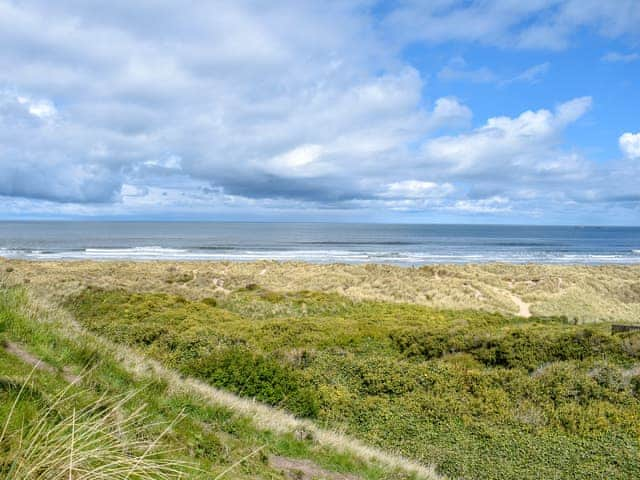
left=65, top=286, right=640, bottom=480
left=0, top=286, right=429, bottom=479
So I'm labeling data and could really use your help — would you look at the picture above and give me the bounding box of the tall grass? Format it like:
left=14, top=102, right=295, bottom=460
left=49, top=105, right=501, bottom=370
left=0, top=369, right=193, bottom=480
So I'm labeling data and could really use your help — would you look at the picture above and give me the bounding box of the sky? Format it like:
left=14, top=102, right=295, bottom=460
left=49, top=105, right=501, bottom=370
left=0, top=0, right=639, bottom=224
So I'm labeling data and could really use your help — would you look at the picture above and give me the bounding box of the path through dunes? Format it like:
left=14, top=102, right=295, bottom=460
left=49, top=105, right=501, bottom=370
left=508, top=291, right=531, bottom=318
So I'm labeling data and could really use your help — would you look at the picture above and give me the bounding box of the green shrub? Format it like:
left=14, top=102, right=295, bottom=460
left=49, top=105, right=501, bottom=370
left=392, top=325, right=636, bottom=371
left=183, top=347, right=319, bottom=418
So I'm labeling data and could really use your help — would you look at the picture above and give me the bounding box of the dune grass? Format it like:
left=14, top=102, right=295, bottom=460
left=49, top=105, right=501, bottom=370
left=2, top=259, right=640, bottom=323
left=1, top=373, right=195, bottom=480
left=65, top=285, right=640, bottom=480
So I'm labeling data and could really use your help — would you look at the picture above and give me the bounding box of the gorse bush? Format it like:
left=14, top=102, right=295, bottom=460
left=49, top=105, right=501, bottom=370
left=391, top=324, right=637, bottom=370
left=68, top=289, right=319, bottom=418
left=182, top=347, right=319, bottom=417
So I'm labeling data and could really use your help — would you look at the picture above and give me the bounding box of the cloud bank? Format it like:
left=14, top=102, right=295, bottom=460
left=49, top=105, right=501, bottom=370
left=0, top=1, right=639, bottom=223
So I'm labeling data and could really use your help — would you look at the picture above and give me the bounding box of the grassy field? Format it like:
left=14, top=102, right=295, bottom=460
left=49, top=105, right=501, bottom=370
left=62, top=284, right=640, bottom=480
left=2, top=260, right=640, bottom=479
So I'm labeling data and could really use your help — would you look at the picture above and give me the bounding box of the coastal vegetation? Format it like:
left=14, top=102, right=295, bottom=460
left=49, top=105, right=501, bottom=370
left=0, top=286, right=435, bottom=479
left=1, top=259, right=640, bottom=479
left=3, top=259, right=640, bottom=323
left=66, top=285, right=640, bottom=479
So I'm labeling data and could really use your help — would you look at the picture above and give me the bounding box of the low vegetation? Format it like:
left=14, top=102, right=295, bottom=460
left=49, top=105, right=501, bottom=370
left=65, top=285, right=640, bottom=480
left=0, top=286, right=431, bottom=479
left=2, top=259, right=640, bottom=479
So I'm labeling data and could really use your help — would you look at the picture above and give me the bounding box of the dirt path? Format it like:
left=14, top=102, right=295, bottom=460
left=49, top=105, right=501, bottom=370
left=2, top=340, right=81, bottom=383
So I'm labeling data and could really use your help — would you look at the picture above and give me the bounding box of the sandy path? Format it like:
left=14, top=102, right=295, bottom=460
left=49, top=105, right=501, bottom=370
left=487, top=284, right=531, bottom=318
left=505, top=291, right=531, bottom=318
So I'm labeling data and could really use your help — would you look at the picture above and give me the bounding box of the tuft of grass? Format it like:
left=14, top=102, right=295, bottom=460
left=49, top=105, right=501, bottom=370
left=1, top=372, right=194, bottom=479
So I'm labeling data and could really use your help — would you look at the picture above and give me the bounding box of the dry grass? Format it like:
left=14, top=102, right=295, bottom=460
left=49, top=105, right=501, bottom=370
left=2, top=259, right=640, bottom=323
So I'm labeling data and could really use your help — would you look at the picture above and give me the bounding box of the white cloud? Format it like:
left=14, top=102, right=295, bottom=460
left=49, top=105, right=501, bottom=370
left=620, top=132, right=640, bottom=159
left=16, top=95, right=57, bottom=119
left=441, top=59, right=551, bottom=87
left=263, top=144, right=328, bottom=178
left=503, top=62, right=550, bottom=85
left=423, top=97, right=592, bottom=177
left=384, top=1, right=640, bottom=50
left=144, top=155, right=183, bottom=170
left=554, top=96, right=593, bottom=125
left=381, top=180, right=455, bottom=199
left=0, top=1, right=638, bottom=222
left=428, top=97, right=473, bottom=129
left=451, top=196, right=511, bottom=213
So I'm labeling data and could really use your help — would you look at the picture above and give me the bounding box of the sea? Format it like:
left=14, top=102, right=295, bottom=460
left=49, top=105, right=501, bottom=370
left=0, top=222, right=639, bottom=265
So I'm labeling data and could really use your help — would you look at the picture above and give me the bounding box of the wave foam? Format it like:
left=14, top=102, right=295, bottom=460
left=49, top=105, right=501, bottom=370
left=3, top=246, right=640, bottom=265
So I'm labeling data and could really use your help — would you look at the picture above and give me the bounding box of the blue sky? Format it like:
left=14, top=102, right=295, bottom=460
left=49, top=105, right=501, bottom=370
left=0, top=0, right=639, bottom=224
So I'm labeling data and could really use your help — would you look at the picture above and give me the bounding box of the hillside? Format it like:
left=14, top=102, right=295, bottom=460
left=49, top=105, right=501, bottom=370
left=0, top=285, right=437, bottom=479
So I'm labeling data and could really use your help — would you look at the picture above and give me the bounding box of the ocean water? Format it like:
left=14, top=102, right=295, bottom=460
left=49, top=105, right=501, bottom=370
left=0, top=222, right=639, bottom=265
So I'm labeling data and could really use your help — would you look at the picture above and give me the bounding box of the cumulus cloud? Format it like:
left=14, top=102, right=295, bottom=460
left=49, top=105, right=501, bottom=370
left=422, top=97, right=593, bottom=179
left=428, top=97, right=473, bottom=129
left=620, top=132, right=640, bottom=159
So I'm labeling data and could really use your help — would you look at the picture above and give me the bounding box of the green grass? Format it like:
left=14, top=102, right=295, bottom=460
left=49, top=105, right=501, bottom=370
left=0, top=286, right=421, bottom=479
left=66, top=286, right=640, bottom=480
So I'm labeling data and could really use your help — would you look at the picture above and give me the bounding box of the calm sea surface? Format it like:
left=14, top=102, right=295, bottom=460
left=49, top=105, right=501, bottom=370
left=0, top=222, right=639, bottom=265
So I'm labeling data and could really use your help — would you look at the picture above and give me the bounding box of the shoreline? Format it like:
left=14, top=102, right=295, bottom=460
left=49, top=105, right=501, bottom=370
left=3, top=254, right=640, bottom=266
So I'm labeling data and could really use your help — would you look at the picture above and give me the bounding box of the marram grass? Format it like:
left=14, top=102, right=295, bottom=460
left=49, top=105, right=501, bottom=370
left=1, top=369, right=195, bottom=480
